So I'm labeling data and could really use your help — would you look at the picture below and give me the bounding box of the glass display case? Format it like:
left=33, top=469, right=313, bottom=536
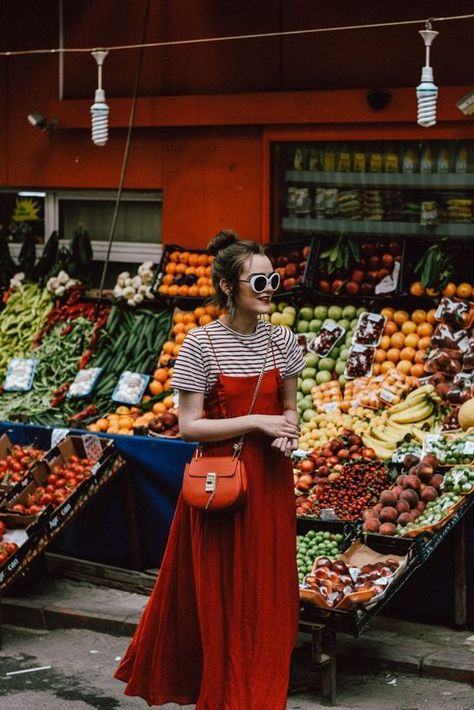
left=271, top=140, right=474, bottom=243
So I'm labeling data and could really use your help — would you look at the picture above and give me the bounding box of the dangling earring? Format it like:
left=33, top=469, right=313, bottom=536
left=227, top=294, right=235, bottom=321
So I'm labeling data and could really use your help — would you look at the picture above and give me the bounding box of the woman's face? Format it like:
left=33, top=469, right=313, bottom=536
left=232, top=254, right=276, bottom=317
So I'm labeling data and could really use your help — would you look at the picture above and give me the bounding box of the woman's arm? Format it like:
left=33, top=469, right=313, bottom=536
left=178, top=390, right=300, bottom=443
left=271, top=375, right=300, bottom=457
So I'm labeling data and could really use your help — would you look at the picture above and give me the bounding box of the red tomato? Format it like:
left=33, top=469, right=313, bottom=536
left=0, top=521, right=6, bottom=536
left=55, top=478, right=66, bottom=488
left=12, top=504, right=26, bottom=514
left=69, top=455, right=80, bottom=465
left=47, top=474, right=58, bottom=485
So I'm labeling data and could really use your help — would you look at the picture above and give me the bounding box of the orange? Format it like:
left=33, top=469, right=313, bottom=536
left=404, top=333, right=420, bottom=349
left=175, top=332, right=186, bottom=344
left=160, top=353, right=173, bottom=366
left=118, top=416, right=134, bottom=429
left=411, top=363, right=426, bottom=378
left=153, top=402, right=167, bottom=415
left=418, top=336, right=431, bottom=351
left=158, top=285, right=169, bottom=295
left=456, top=282, right=472, bottom=299
left=426, top=287, right=439, bottom=297
left=173, top=311, right=184, bottom=323
left=198, top=254, right=209, bottom=266
left=401, top=320, right=417, bottom=335
left=162, top=274, right=174, bottom=286
left=411, top=309, right=427, bottom=325
left=426, top=309, right=437, bottom=325
left=199, top=314, right=212, bottom=326
left=195, top=266, right=206, bottom=278
left=415, top=350, right=426, bottom=364
left=188, top=253, right=199, bottom=267
left=177, top=285, right=189, bottom=297
left=169, top=251, right=181, bottom=263
left=205, top=304, right=219, bottom=318
left=88, top=424, right=100, bottom=432
left=182, top=313, right=195, bottom=324
left=165, top=262, right=177, bottom=275
left=185, top=266, right=196, bottom=276
left=184, top=322, right=197, bottom=333
left=175, top=263, right=187, bottom=274
left=410, top=281, right=426, bottom=297
left=172, top=344, right=181, bottom=357
left=163, top=395, right=175, bottom=409
left=417, top=322, right=433, bottom=338
left=375, top=348, right=387, bottom=363
left=194, top=306, right=206, bottom=319
left=381, top=360, right=396, bottom=373
left=168, top=284, right=179, bottom=296
left=162, top=341, right=175, bottom=355
left=96, top=418, right=109, bottom=432
left=393, top=310, right=409, bottom=326
left=390, top=332, right=405, bottom=349
left=380, top=307, right=395, bottom=320
left=400, top=346, right=416, bottom=362
left=387, top=348, right=400, bottom=363
left=442, top=282, right=457, bottom=297
left=163, top=378, right=173, bottom=391
left=172, top=322, right=185, bottom=335
left=150, top=380, right=164, bottom=396
left=188, top=285, right=199, bottom=297
left=396, top=360, right=412, bottom=375
left=178, top=251, right=190, bottom=263
left=153, top=368, right=169, bottom=383
left=380, top=335, right=391, bottom=350
left=116, top=406, right=130, bottom=415
left=118, top=428, right=133, bottom=436
left=384, top=321, right=398, bottom=337
left=197, top=276, right=209, bottom=287
left=199, top=286, right=210, bottom=297
left=372, top=363, right=381, bottom=376
left=106, top=426, right=120, bottom=435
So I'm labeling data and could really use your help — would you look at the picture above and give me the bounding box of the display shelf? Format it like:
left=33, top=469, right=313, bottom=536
left=285, top=170, right=474, bottom=189
left=282, top=217, right=473, bottom=238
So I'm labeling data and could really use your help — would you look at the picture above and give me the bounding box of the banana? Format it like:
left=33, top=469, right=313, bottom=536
left=362, top=438, right=395, bottom=460
left=406, top=384, right=435, bottom=399
left=363, top=433, right=397, bottom=451
left=389, top=401, right=434, bottom=425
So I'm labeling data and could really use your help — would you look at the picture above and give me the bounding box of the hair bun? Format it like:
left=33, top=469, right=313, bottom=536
left=207, top=229, right=239, bottom=256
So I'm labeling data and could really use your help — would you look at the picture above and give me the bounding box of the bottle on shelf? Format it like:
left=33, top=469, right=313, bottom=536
left=309, top=147, right=324, bottom=171
left=402, top=143, right=419, bottom=173
left=293, top=148, right=306, bottom=171
left=454, top=142, right=468, bottom=173
left=420, top=142, right=434, bottom=173
left=352, top=144, right=367, bottom=173
left=436, top=142, right=451, bottom=173
left=323, top=144, right=336, bottom=172
left=369, top=143, right=383, bottom=173
left=384, top=142, right=400, bottom=173
left=337, top=142, right=351, bottom=172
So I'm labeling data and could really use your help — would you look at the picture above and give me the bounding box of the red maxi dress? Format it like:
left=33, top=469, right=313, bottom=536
left=115, top=359, right=299, bottom=709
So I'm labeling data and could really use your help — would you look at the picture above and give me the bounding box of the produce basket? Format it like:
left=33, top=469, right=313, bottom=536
left=151, top=244, right=214, bottom=307
left=401, top=237, right=473, bottom=297
left=306, top=233, right=405, bottom=300
left=411, top=494, right=474, bottom=563
left=297, top=516, right=359, bottom=551
left=359, top=530, right=419, bottom=560
left=264, top=236, right=318, bottom=295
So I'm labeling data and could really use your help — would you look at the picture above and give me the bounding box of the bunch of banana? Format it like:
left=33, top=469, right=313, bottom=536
left=362, top=385, right=440, bottom=460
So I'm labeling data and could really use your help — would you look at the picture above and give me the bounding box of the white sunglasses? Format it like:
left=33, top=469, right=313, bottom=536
left=239, top=272, right=281, bottom=293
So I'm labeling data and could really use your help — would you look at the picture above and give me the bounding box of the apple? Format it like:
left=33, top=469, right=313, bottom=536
left=299, top=307, right=313, bottom=322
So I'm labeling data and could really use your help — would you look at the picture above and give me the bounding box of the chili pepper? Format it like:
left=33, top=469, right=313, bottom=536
left=68, top=404, right=97, bottom=422
left=60, top=324, right=73, bottom=336
left=78, top=349, right=93, bottom=369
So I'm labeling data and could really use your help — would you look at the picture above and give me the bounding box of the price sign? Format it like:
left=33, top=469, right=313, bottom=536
left=82, top=434, right=103, bottom=462
left=51, top=428, right=69, bottom=448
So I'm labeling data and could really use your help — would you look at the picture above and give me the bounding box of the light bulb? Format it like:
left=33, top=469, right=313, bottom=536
left=417, top=70, right=438, bottom=128
left=91, top=88, right=109, bottom=146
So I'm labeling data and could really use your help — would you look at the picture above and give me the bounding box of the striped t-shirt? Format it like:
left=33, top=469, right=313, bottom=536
left=170, top=319, right=305, bottom=393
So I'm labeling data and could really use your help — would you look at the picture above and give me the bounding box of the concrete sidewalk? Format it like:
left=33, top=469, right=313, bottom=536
left=1, top=575, right=473, bottom=685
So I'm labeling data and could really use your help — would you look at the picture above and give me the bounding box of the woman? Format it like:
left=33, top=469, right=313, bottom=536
left=115, top=230, right=305, bottom=709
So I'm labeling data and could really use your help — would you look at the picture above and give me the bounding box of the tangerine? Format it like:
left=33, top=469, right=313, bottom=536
left=198, top=286, right=211, bottom=297
left=175, top=263, right=187, bottom=274
left=410, top=281, right=426, bottom=297
left=411, top=309, right=427, bottom=325
left=396, top=360, right=412, bottom=375
left=411, top=363, right=425, bottom=378
left=401, top=320, right=417, bottom=335
left=380, top=307, right=395, bottom=320
left=456, top=282, right=472, bottom=299
left=442, top=282, right=457, bottom=297
left=162, top=274, right=174, bottom=285
left=177, top=285, right=189, bottom=296
left=384, top=321, right=398, bottom=336
left=182, top=313, right=195, bottom=324
left=417, top=322, right=433, bottom=338
left=178, top=251, right=190, bottom=263
left=172, top=323, right=185, bottom=335
left=175, top=332, right=186, bottom=344
left=162, top=341, right=175, bottom=354
left=188, top=285, right=199, bottom=297
left=172, top=344, right=181, bottom=357
left=390, top=332, right=405, bottom=349
left=199, top=314, right=213, bottom=326
left=381, top=360, right=396, bottom=373
left=188, top=253, right=200, bottom=267
left=387, top=348, right=401, bottom=363
left=160, top=353, right=173, bottom=366
left=153, top=402, right=167, bottom=415
left=418, top=336, right=431, bottom=350
left=163, top=395, right=175, bottom=409
left=400, top=346, right=416, bottom=362
left=184, top=322, right=197, bottom=333
left=426, top=309, right=437, bottom=325
left=163, top=378, right=173, bottom=391
left=198, top=254, right=209, bottom=266
left=375, top=349, right=387, bottom=363
left=393, top=310, right=410, bottom=326
left=158, top=285, right=169, bottom=295
left=205, top=304, right=219, bottom=318
left=372, top=363, right=382, bottom=376
left=404, top=333, right=420, bottom=349
left=380, top=335, right=391, bottom=350
left=415, top=350, right=427, bottom=364
left=153, top=368, right=169, bottom=383
left=194, top=306, right=206, bottom=319
left=168, top=284, right=179, bottom=296
left=426, top=287, right=439, bottom=297
left=150, top=380, right=164, bottom=396
left=165, top=262, right=177, bottom=274
left=169, top=251, right=181, bottom=263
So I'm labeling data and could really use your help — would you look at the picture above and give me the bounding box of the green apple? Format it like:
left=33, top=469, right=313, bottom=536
left=305, top=352, right=319, bottom=368
left=309, top=319, right=322, bottom=333
left=271, top=312, right=282, bottom=325
left=301, top=367, right=316, bottom=380
left=296, top=390, right=304, bottom=402
left=300, top=395, right=313, bottom=410
left=302, top=408, right=318, bottom=422
left=283, top=306, right=296, bottom=315
left=331, top=346, right=340, bottom=360
left=337, top=319, right=351, bottom=331
left=342, top=305, right=357, bottom=320
left=299, top=307, right=314, bottom=322
left=338, top=347, right=350, bottom=361
left=278, top=301, right=289, bottom=313
left=296, top=320, right=309, bottom=333
left=319, top=357, right=336, bottom=372
left=328, top=305, right=343, bottom=321
left=313, top=305, right=328, bottom=321
left=350, top=318, right=359, bottom=328
left=280, top=312, right=295, bottom=327
left=356, top=306, right=368, bottom=316
left=300, top=377, right=317, bottom=395
left=338, top=374, right=347, bottom=386
left=315, top=370, right=332, bottom=384
left=345, top=334, right=353, bottom=345
left=335, top=361, right=346, bottom=376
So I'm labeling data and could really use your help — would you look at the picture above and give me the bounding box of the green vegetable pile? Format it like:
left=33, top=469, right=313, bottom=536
left=296, top=529, right=345, bottom=584
left=425, top=433, right=474, bottom=465
left=399, top=492, right=463, bottom=534
left=441, top=465, right=474, bottom=495
left=0, top=284, right=53, bottom=379
left=0, top=317, right=95, bottom=426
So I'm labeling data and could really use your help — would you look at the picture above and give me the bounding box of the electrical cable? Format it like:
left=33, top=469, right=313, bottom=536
left=0, top=13, right=473, bottom=58
left=94, top=0, right=152, bottom=313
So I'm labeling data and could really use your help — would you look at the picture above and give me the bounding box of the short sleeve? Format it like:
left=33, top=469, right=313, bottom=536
left=170, top=332, right=208, bottom=392
left=281, top=328, right=306, bottom=378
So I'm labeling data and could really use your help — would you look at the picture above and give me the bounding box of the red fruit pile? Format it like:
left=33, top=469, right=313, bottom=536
left=0, top=520, right=19, bottom=565
left=269, top=245, right=310, bottom=292
left=147, top=410, right=180, bottom=437
left=303, top=556, right=400, bottom=609
left=362, top=453, right=443, bottom=535
left=10, top=455, right=95, bottom=515
left=318, top=239, right=401, bottom=296
left=0, top=444, right=45, bottom=486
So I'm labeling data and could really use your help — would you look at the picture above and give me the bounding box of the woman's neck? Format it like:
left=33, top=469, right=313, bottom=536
left=220, top=312, right=258, bottom=335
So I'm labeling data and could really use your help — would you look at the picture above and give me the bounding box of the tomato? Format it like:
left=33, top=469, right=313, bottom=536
left=0, top=552, right=7, bottom=564
left=55, top=478, right=66, bottom=488
left=53, top=465, right=65, bottom=477
left=45, top=484, right=56, bottom=494
left=47, top=474, right=58, bottom=485
left=69, top=455, right=80, bottom=465
left=64, top=472, right=76, bottom=481
left=0, top=460, right=7, bottom=471
left=12, top=504, right=26, bottom=514
left=40, top=494, right=53, bottom=505
left=28, top=505, right=43, bottom=514
left=0, top=521, right=6, bottom=536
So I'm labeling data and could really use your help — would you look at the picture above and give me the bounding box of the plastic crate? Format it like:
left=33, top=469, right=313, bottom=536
left=297, top=516, right=359, bottom=551
left=264, top=236, right=318, bottom=294
left=151, top=244, right=213, bottom=307
left=359, top=531, right=419, bottom=560
left=401, top=237, right=473, bottom=297
left=413, top=493, right=474, bottom=563
left=306, top=233, right=405, bottom=300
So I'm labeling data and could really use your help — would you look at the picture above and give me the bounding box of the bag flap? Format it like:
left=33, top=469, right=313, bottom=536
left=186, top=455, right=240, bottom=478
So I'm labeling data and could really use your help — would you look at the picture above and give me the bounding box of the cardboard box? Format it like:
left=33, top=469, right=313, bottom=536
left=0, top=512, right=44, bottom=592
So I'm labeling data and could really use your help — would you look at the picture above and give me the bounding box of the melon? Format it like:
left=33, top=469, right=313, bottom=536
left=458, top=398, right=474, bottom=431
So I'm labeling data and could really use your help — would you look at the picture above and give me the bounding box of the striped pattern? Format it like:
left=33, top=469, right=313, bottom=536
left=170, top=319, right=305, bottom=393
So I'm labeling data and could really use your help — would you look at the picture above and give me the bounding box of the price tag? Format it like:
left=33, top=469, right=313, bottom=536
left=82, top=434, right=103, bottom=462
left=423, top=433, right=442, bottom=454
left=320, top=508, right=337, bottom=521
left=324, top=320, right=338, bottom=332
left=463, top=440, right=474, bottom=455
left=379, top=388, right=396, bottom=404
left=322, top=402, right=340, bottom=413
left=51, top=428, right=69, bottom=448
left=367, top=313, right=383, bottom=322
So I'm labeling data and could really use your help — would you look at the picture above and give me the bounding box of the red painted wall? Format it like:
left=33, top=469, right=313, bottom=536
left=1, top=1, right=473, bottom=247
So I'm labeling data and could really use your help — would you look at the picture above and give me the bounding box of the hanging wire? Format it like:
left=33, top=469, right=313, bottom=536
left=94, top=0, right=152, bottom=313
left=1, top=13, right=474, bottom=58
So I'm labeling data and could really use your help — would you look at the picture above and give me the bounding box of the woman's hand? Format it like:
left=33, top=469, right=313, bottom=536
left=254, top=414, right=300, bottom=439
left=271, top=436, right=299, bottom=457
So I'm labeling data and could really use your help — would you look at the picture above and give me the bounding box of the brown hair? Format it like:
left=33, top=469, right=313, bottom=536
left=207, top=229, right=264, bottom=308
